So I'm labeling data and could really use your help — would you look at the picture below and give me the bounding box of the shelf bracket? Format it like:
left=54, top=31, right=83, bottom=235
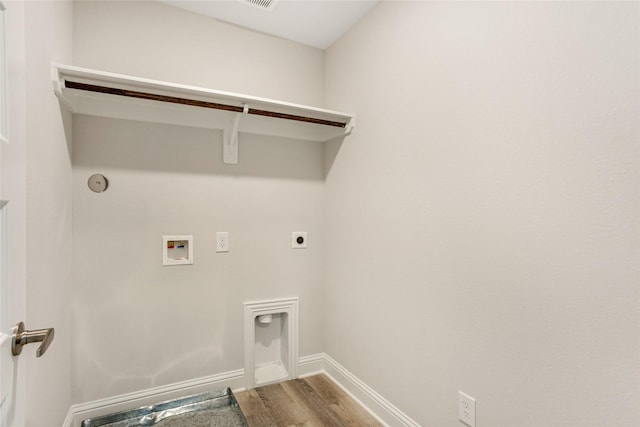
left=223, top=104, right=248, bottom=165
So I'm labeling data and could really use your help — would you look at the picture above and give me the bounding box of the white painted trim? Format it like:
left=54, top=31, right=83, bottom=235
left=62, top=353, right=419, bottom=427
left=323, top=354, right=421, bottom=427
left=243, top=297, right=298, bottom=389
left=0, top=333, right=9, bottom=347
left=297, top=353, right=325, bottom=378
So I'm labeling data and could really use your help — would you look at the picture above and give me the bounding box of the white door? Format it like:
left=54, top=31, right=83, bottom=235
left=0, top=195, right=14, bottom=427
left=0, top=2, right=26, bottom=426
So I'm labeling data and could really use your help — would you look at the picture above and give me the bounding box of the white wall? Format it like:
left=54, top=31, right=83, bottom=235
left=71, top=2, right=325, bottom=403
left=73, top=1, right=324, bottom=106
left=21, top=1, right=73, bottom=426
left=324, top=2, right=639, bottom=427
left=69, top=2, right=640, bottom=425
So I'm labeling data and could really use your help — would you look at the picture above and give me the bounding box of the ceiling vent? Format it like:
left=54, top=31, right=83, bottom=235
left=238, top=0, right=279, bottom=11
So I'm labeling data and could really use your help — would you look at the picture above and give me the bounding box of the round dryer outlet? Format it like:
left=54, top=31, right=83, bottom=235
left=291, top=232, right=307, bottom=249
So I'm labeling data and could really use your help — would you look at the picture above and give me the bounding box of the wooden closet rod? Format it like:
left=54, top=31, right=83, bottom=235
left=65, top=80, right=347, bottom=128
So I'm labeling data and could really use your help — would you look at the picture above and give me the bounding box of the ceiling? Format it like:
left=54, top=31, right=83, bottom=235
left=159, top=0, right=379, bottom=50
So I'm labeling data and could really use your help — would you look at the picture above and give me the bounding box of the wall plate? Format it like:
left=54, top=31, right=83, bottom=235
left=291, top=232, right=307, bottom=249
left=458, top=391, right=476, bottom=427
left=216, top=232, right=229, bottom=253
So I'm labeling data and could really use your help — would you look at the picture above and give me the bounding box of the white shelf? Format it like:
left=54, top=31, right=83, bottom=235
left=52, top=64, right=354, bottom=164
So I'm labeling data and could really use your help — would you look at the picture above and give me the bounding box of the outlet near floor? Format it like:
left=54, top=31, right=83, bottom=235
left=458, top=391, right=476, bottom=427
left=216, top=232, right=229, bottom=253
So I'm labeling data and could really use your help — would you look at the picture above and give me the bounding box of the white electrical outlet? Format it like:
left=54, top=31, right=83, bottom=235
left=458, top=391, right=476, bottom=427
left=216, top=232, right=229, bottom=252
left=292, top=232, right=307, bottom=249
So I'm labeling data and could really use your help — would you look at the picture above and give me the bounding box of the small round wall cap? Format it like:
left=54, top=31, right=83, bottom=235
left=88, top=174, right=109, bottom=193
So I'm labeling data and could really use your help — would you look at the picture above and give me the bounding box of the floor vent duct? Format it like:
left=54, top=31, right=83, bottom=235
left=80, top=388, right=248, bottom=427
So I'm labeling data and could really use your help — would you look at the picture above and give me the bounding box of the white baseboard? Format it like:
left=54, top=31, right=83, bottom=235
left=322, top=354, right=421, bottom=427
left=63, top=354, right=419, bottom=427
left=297, top=353, right=326, bottom=378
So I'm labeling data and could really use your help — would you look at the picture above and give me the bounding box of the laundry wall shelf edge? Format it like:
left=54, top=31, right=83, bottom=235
left=52, top=63, right=355, bottom=164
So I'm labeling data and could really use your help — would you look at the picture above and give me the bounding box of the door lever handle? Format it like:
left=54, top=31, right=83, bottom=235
left=11, top=321, right=55, bottom=357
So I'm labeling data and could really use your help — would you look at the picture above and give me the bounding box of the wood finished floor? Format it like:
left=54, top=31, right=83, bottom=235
left=235, top=374, right=382, bottom=427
